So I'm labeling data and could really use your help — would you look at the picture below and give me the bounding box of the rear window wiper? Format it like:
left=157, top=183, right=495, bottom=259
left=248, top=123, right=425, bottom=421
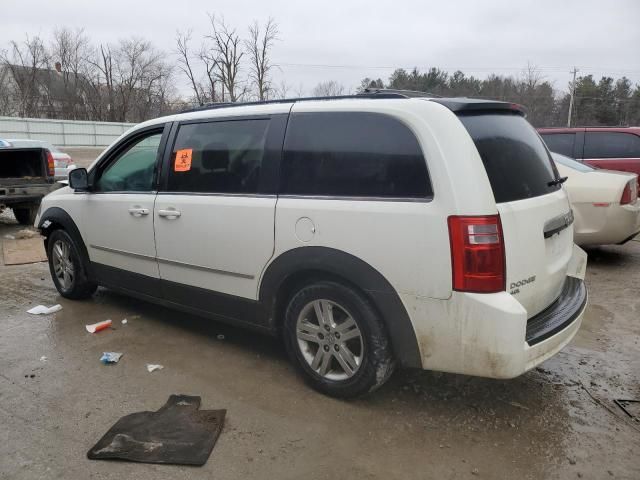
left=548, top=176, right=568, bottom=187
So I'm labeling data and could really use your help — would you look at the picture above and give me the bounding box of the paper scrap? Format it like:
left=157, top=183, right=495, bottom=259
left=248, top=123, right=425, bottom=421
left=121, top=319, right=128, bottom=325
left=146, top=364, right=164, bottom=373
left=27, top=304, right=62, bottom=315
left=100, top=352, right=123, bottom=364
left=86, top=319, right=112, bottom=333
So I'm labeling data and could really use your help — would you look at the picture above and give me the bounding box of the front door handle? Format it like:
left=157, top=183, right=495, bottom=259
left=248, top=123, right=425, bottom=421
left=128, top=207, right=150, bottom=217
left=157, top=208, right=181, bottom=219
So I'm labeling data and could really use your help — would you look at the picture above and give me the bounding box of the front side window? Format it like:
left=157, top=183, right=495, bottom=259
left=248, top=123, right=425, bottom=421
left=541, top=133, right=575, bottom=157
left=584, top=132, right=640, bottom=159
left=167, top=119, right=269, bottom=194
left=95, top=131, right=162, bottom=192
left=281, top=112, right=432, bottom=198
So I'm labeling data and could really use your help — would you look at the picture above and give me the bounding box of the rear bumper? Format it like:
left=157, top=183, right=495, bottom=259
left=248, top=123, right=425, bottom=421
left=525, top=276, right=586, bottom=346
left=574, top=201, right=640, bottom=246
left=0, top=184, right=54, bottom=206
left=404, top=245, right=588, bottom=378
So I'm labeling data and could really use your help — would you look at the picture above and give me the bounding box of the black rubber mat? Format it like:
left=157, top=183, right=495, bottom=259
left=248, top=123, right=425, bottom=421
left=87, top=395, right=226, bottom=466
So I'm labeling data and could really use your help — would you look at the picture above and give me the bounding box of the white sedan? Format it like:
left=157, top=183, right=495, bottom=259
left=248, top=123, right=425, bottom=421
left=553, top=152, right=640, bottom=246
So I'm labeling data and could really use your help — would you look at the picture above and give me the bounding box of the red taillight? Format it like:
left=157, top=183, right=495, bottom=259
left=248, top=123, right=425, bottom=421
left=448, top=215, right=506, bottom=293
left=46, top=150, right=55, bottom=176
left=620, top=178, right=638, bottom=205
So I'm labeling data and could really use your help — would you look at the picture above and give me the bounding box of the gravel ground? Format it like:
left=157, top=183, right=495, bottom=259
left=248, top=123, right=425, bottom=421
left=0, top=209, right=639, bottom=479
left=60, top=147, right=104, bottom=168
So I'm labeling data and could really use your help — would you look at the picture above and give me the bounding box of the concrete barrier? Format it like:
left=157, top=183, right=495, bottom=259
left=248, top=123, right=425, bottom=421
left=0, top=116, right=135, bottom=147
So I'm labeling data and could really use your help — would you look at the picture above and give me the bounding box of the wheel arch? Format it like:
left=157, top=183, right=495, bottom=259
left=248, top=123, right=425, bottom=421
left=38, top=207, right=92, bottom=278
left=259, top=247, right=422, bottom=368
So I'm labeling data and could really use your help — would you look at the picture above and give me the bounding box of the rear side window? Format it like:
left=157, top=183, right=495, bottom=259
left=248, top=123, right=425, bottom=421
left=281, top=112, right=432, bottom=198
left=541, top=133, right=575, bottom=157
left=167, top=119, right=269, bottom=194
left=583, top=132, right=640, bottom=159
left=459, top=113, right=560, bottom=203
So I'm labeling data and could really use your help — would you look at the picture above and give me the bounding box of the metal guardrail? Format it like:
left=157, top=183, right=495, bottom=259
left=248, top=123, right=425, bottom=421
left=0, top=116, right=135, bottom=147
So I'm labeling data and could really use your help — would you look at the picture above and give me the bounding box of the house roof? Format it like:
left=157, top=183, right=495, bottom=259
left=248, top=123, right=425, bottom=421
left=2, top=64, right=92, bottom=99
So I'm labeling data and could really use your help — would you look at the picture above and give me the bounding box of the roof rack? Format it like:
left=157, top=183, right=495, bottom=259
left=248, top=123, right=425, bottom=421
left=180, top=90, right=525, bottom=116
left=540, top=125, right=636, bottom=129
left=181, top=92, right=408, bottom=114
left=362, top=88, right=442, bottom=98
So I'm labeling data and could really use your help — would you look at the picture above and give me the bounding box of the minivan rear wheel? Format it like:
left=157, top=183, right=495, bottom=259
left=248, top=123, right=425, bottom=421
left=283, top=281, right=395, bottom=398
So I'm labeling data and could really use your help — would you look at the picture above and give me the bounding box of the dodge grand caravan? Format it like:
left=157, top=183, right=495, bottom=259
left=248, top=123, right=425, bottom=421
left=36, top=91, right=588, bottom=397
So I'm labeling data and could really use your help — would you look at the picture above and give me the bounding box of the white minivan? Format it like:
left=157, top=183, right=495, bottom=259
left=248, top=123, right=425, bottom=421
left=36, top=91, right=588, bottom=397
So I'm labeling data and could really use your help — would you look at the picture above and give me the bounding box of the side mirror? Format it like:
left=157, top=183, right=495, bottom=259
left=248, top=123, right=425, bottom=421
left=69, top=168, right=89, bottom=191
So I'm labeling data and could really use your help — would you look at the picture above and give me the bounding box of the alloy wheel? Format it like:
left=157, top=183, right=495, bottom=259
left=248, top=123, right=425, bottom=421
left=296, top=299, right=364, bottom=381
left=52, top=239, right=74, bottom=290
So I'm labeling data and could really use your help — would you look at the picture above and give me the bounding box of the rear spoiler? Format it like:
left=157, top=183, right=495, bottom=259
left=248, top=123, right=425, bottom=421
left=430, top=98, right=526, bottom=115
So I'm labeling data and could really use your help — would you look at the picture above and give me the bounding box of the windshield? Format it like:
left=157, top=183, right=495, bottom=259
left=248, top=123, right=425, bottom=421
left=458, top=112, right=561, bottom=203
left=552, top=153, right=595, bottom=172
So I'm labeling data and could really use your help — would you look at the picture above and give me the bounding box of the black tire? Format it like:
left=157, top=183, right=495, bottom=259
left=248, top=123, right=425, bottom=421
left=283, top=280, right=395, bottom=398
left=46, top=229, right=97, bottom=299
left=13, top=206, right=38, bottom=225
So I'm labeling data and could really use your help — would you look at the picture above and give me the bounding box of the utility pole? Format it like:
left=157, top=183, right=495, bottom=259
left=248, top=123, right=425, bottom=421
left=567, top=67, right=579, bottom=127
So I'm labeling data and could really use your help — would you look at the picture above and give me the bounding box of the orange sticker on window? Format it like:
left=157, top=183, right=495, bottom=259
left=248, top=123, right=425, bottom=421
left=174, top=149, right=192, bottom=172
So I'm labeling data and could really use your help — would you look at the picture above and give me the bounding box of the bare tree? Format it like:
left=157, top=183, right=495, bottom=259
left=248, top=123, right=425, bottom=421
left=0, top=35, right=49, bottom=117
left=87, top=43, right=116, bottom=121
left=245, top=18, right=278, bottom=101
left=198, top=40, right=220, bottom=103
left=312, top=80, right=344, bottom=97
left=50, top=27, right=92, bottom=119
left=175, top=29, right=202, bottom=105
left=114, top=37, right=169, bottom=122
left=206, top=14, right=245, bottom=102
left=272, top=79, right=291, bottom=99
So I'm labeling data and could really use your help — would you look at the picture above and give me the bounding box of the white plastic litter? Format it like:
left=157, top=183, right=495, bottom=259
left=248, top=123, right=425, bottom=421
left=100, top=352, right=123, bottom=364
left=146, top=364, right=163, bottom=373
left=39, top=356, right=47, bottom=362
left=27, top=304, right=62, bottom=315
left=121, top=319, right=128, bottom=325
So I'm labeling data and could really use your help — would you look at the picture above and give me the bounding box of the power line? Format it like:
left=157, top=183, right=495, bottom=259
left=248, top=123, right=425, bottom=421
left=273, top=62, right=640, bottom=75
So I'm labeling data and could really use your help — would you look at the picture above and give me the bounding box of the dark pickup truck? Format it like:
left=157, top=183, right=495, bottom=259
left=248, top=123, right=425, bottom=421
left=0, top=145, right=59, bottom=225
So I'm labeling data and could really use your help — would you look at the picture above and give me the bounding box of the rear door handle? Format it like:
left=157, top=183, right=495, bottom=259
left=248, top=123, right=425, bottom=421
left=128, top=207, right=150, bottom=217
left=157, top=208, right=181, bottom=219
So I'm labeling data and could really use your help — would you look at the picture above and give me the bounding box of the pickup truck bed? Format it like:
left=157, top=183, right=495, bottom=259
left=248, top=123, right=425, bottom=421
left=0, top=147, right=57, bottom=225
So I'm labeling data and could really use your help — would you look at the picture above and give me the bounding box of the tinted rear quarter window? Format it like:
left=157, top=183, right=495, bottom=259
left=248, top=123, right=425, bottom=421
left=459, top=113, right=560, bottom=203
left=541, top=133, right=575, bottom=157
left=281, top=112, right=432, bottom=198
left=583, top=132, right=640, bottom=159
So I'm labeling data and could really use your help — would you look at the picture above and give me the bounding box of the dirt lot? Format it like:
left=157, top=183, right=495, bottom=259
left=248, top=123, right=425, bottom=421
left=61, top=147, right=104, bottom=168
left=0, top=209, right=639, bottom=480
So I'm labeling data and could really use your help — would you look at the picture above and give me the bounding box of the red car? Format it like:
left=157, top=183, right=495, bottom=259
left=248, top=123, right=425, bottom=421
left=538, top=127, right=640, bottom=179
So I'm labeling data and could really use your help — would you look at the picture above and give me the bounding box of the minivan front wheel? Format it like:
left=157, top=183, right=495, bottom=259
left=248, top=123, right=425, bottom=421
left=47, top=229, right=97, bottom=299
left=283, top=281, right=395, bottom=398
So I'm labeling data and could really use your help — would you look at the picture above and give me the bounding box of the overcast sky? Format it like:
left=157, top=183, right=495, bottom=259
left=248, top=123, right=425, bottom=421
left=2, top=0, right=639, bottom=96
